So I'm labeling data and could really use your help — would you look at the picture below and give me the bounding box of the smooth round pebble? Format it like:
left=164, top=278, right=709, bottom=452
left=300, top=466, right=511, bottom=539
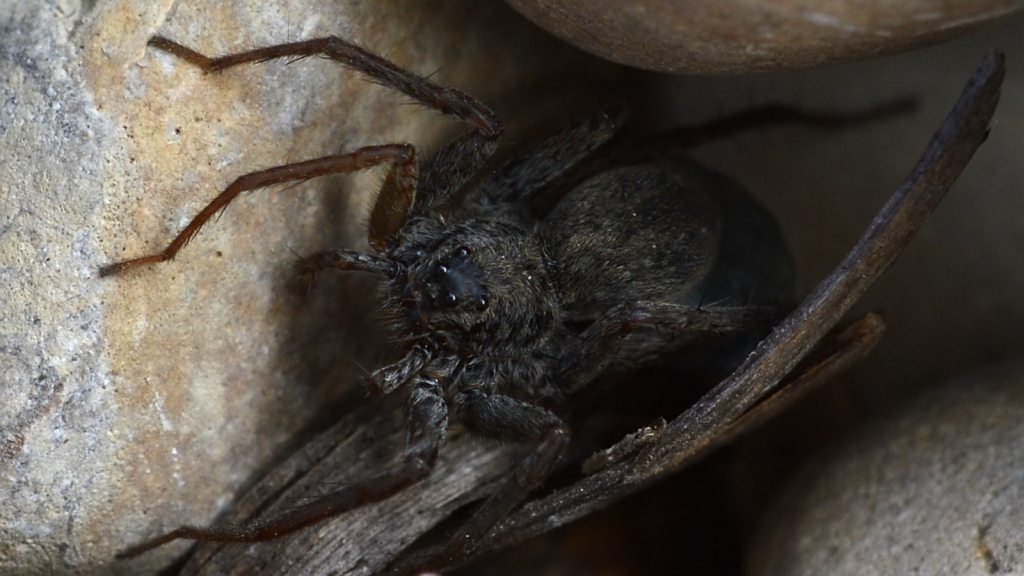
left=504, top=0, right=1024, bottom=73
left=749, top=361, right=1024, bottom=575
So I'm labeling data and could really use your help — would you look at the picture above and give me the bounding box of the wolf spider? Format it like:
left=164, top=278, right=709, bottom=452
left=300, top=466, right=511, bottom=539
left=101, top=33, right=1004, bottom=575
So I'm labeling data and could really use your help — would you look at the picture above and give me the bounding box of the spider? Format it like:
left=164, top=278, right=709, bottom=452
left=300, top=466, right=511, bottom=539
left=101, top=33, right=1004, bottom=575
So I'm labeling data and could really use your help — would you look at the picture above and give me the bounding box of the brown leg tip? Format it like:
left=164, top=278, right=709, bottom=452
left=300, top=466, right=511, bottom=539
left=98, top=262, right=124, bottom=278
left=98, top=254, right=167, bottom=278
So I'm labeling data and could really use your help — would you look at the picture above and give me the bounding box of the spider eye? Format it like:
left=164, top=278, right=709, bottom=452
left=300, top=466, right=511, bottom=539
left=475, top=295, right=489, bottom=311
left=444, top=292, right=458, bottom=307
left=437, top=264, right=449, bottom=275
left=455, top=246, right=470, bottom=258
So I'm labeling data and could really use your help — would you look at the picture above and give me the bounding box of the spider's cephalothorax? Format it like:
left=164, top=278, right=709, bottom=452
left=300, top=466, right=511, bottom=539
left=375, top=213, right=564, bottom=402
left=105, top=35, right=788, bottom=573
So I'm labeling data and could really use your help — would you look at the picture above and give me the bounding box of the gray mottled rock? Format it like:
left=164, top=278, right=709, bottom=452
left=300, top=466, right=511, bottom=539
left=748, top=361, right=1024, bottom=575
left=0, top=1, right=604, bottom=573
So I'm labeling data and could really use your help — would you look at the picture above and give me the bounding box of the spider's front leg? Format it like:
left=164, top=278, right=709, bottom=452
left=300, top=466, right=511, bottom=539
left=102, top=34, right=507, bottom=277
left=99, top=145, right=417, bottom=276
left=147, top=36, right=503, bottom=138
left=148, top=34, right=507, bottom=222
left=388, top=392, right=570, bottom=575
left=117, top=375, right=449, bottom=559
left=292, top=249, right=397, bottom=284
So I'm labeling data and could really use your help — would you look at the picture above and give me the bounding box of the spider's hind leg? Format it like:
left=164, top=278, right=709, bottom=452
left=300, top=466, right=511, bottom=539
left=621, top=98, right=917, bottom=166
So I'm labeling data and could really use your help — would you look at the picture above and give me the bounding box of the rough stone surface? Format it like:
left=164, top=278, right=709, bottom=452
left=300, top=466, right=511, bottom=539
left=748, top=360, right=1024, bottom=575
left=0, top=1, right=605, bottom=573
left=505, top=0, right=1024, bottom=73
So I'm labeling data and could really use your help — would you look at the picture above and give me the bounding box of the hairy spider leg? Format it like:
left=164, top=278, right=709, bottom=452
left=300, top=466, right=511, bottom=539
left=147, top=36, right=503, bottom=137
left=366, top=345, right=432, bottom=397
left=101, top=35, right=507, bottom=276
left=293, top=249, right=398, bottom=280
left=149, top=35, right=506, bottom=222
left=99, top=146, right=415, bottom=276
left=468, top=103, right=629, bottom=207
left=117, top=375, right=448, bottom=559
left=603, top=99, right=918, bottom=171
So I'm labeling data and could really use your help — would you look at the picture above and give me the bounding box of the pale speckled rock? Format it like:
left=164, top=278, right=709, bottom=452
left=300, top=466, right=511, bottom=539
left=0, top=1, right=604, bottom=573
left=505, top=0, right=1024, bottom=73
left=748, top=361, right=1024, bottom=575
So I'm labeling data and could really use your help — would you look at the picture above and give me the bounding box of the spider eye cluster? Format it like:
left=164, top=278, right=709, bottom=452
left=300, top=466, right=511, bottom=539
left=426, top=246, right=490, bottom=313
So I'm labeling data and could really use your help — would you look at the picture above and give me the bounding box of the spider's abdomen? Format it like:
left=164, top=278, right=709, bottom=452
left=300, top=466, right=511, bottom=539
left=540, top=164, right=721, bottom=316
